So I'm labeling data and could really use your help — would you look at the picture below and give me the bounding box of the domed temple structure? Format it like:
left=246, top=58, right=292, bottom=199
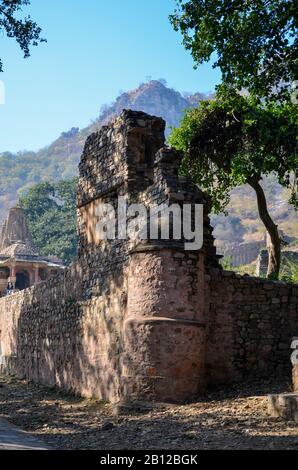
left=0, top=207, right=64, bottom=296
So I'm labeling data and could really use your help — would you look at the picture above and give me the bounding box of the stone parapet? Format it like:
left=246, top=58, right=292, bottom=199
left=268, top=394, right=298, bottom=422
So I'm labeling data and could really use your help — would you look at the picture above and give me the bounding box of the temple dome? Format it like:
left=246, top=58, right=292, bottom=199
left=0, top=207, right=34, bottom=253
left=0, top=240, right=39, bottom=258
left=0, top=207, right=63, bottom=265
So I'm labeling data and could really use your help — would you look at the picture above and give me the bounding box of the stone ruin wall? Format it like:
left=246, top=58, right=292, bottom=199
left=0, top=111, right=213, bottom=403
left=0, top=110, right=297, bottom=403
left=206, top=269, right=298, bottom=384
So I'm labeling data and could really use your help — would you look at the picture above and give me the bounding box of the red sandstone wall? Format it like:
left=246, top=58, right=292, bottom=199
left=122, top=249, right=206, bottom=402
left=1, top=264, right=297, bottom=401
left=0, top=110, right=297, bottom=403
left=0, top=111, right=212, bottom=404
left=0, top=263, right=127, bottom=402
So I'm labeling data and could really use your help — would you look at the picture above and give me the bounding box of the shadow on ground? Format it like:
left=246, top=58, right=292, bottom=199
left=0, top=374, right=297, bottom=450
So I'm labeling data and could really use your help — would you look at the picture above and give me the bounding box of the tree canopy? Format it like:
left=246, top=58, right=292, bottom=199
left=169, top=93, right=298, bottom=277
left=19, top=179, right=78, bottom=265
left=169, top=94, right=297, bottom=211
left=170, top=0, right=297, bottom=100
left=0, top=0, right=45, bottom=71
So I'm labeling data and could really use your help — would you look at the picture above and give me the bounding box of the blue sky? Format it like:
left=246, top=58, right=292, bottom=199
left=0, top=0, right=220, bottom=153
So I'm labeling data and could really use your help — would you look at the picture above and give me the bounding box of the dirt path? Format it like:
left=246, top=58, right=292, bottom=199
left=0, top=417, right=49, bottom=450
left=0, top=375, right=297, bottom=450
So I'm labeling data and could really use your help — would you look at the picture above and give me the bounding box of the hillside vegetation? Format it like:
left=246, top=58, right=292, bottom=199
left=0, top=80, right=296, bottom=251
left=0, top=80, right=208, bottom=221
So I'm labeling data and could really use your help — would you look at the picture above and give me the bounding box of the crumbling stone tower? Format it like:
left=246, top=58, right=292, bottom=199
left=77, top=110, right=217, bottom=402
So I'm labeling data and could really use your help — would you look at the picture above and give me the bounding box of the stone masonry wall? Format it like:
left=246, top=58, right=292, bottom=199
left=0, top=262, right=127, bottom=401
left=206, top=268, right=298, bottom=384
left=0, top=110, right=297, bottom=404
left=0, top=110, right=216, bottom=403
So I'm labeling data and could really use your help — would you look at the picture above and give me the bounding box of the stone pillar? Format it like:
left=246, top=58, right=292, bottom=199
left=34, top=267, right=40, bottom=285
left=121, top=248, right=206, bottom=403
left=292, top=337, right=298, bottom=392
left=255, top=249, right=269, bottom=277
left=0, top=279, right=7, bottom=296
left=291, top=336, right=298, bottom=392
left=293, top=365, right=298, bottom=392
left=10, top=265, right=16, bottom=289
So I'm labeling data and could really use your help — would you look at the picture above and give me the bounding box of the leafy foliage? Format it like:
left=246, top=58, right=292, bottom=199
left=170, top=0, right=297, bottom=100
left=0, top=0, right=45, bottom=71
left=280, top=257, right=298, bottom=283
left=19, top=179, right=78, bottom=265
left=219, top=255, right=233, bottom=270
left=168, top=93, right=298, bottom=213
left=169, top=93, right=297, bottom=277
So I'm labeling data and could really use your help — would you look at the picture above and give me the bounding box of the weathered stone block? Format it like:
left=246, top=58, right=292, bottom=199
left=293, top=365, right=298, bottom=392
left=268, top=394, right=298, bottom=422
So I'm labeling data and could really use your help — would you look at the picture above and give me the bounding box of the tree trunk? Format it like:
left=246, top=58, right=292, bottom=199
left=247, top=178, right=281, bottom=279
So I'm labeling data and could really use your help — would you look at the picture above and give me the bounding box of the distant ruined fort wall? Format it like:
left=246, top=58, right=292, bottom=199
left=0, top=110, right=297, bottom=403
left=223, top=241, right=265, bottom=267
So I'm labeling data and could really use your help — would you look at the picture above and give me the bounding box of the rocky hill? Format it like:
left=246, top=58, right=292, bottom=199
left=0, top=79, right=296, bottom=250
left=0, top=80, right=209, bottom=221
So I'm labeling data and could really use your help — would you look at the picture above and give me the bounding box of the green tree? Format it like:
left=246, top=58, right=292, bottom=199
left=169, top=94, right=298, bottom=278
left=170, top=0, right=297, bottom=100
left=0, top=0, right=45, bottom=71
left=19, top=178, right=78, bottom=265
left=280, top=258, right=298, bottom=283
